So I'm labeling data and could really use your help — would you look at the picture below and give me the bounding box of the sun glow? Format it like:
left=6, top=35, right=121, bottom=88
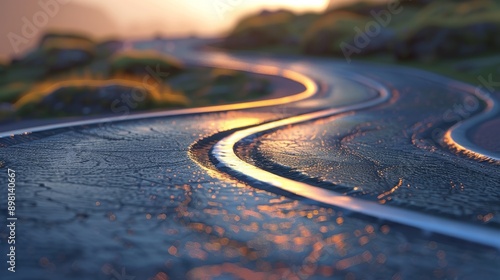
left=70, top=0, right=330, bottom=37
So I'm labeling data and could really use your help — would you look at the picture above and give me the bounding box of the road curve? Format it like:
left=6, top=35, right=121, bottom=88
left=0, top=57, right=317, bottom=138
left=369, top=64, right=500, bottom=162
left=445, top=83, right=500, bottom=162
left=211, top=72, right=500, bottom=249
left=0, top=38, right=499, bottom=279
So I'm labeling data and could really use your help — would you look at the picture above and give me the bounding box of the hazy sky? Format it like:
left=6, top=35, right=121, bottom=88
left=1, top=0, right=367, bottom=58
left=71, top=0, right=331, bottom=37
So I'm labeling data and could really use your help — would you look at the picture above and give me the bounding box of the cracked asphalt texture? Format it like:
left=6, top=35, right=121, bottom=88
left=0, top=39, right=499, bottom=279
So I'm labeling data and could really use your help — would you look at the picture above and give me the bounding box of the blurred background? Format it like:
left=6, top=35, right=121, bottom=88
left=0, top=0, right=338, bottom=58
left=1, top=0, right=499, bottom=125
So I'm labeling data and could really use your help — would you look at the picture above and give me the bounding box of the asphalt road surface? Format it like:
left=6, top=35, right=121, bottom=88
left=0, top=39, right=499, bottom=280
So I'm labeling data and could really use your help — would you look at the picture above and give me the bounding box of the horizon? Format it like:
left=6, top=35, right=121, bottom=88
left=0, top=0, right=389, bottom=59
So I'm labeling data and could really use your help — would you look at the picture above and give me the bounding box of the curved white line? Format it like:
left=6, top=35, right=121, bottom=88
left=213, top=73, right=500, bottom=249
left=0, top=64, right=317, bottom=138
left=443, top=81, right=499, bottom=162
left=360, top=63, right=500, bottom=162
left=3, top=40, right=498, bottom=247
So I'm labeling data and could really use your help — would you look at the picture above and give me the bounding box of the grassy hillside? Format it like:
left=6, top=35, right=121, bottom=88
left=222, top=0, right=500, bottom=84
left=0, top=32, right=272, bottom=120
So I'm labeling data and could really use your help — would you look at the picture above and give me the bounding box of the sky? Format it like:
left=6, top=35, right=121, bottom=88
left=0, top=0, right=369, bottom=58
left=70, top=0, right=332, bottom=37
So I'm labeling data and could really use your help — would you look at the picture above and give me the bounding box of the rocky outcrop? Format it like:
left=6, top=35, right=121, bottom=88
left=16, top=84, right=163, bottom=117
left=10, top=33, right=95, bottom=73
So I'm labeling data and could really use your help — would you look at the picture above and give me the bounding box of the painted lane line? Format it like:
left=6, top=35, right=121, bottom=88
left=0, top=65, right=318, bottom=138
left=359, top=63, right=500, bottom=162
left=213, top=73, right=500, bottom=249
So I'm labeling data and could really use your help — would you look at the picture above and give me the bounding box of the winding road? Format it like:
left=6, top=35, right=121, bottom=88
left=1, top=38, right=499, bottom=280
